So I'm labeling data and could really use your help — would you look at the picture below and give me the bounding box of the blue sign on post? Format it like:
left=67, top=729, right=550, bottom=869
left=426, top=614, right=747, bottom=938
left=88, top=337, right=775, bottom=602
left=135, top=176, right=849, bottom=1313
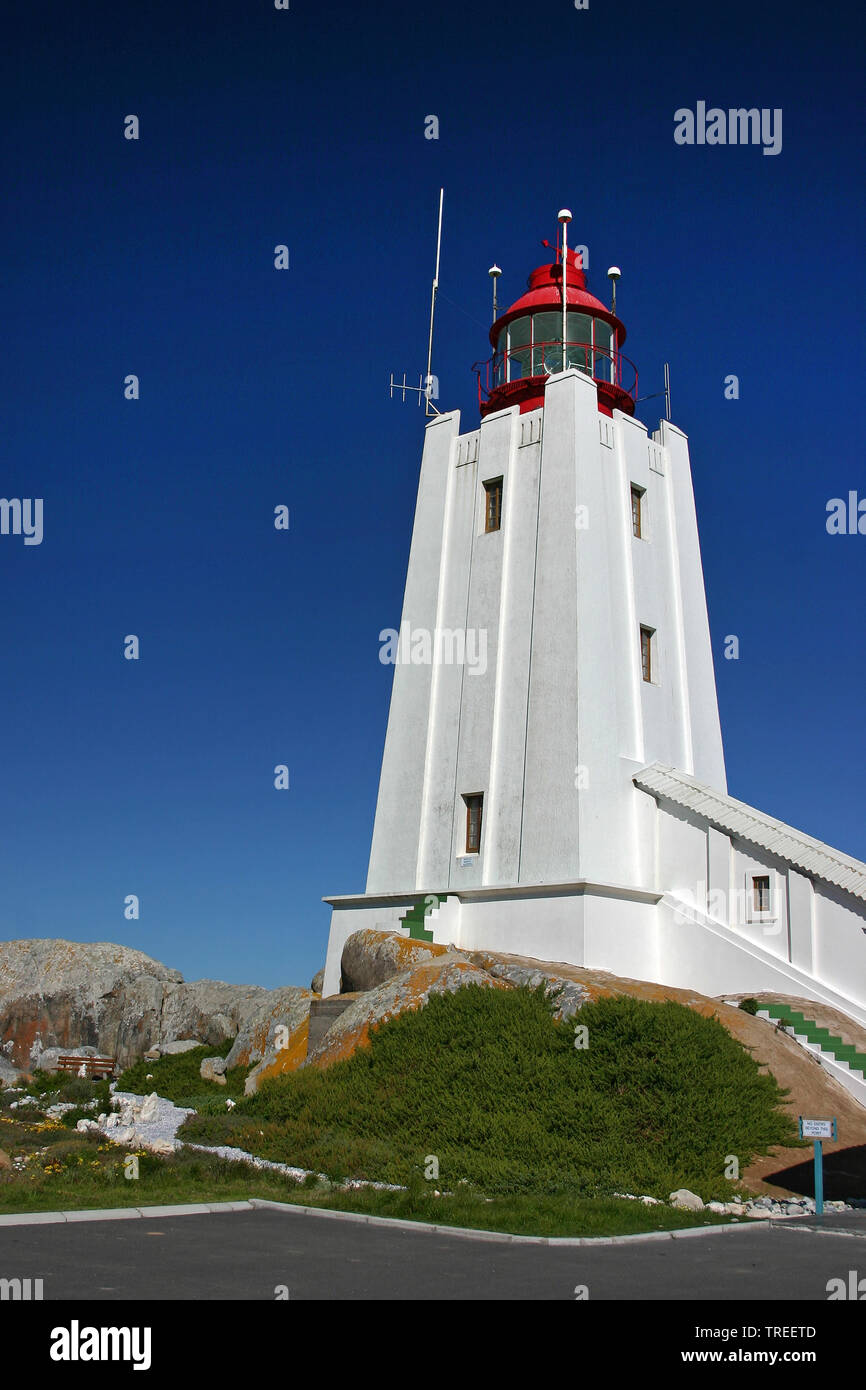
left=798, top=1117, right=837, bottom=1214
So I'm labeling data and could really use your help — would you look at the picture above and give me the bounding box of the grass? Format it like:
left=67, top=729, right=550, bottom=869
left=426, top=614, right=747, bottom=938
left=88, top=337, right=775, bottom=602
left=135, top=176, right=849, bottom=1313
left=179, top=985, right=799, bottom=1200
left=117, top=1040, right=247, bottom=1114
left=0, top=1118, right=732, bottom=1235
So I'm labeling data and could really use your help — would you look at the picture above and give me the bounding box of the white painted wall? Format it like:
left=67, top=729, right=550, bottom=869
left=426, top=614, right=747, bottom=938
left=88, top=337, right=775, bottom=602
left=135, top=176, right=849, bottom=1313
left=362, top=373, right=725, bottom=901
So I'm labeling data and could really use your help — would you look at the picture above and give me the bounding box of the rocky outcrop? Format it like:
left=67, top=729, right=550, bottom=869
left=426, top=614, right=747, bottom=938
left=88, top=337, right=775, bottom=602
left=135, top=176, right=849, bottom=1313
left=158, top=980, right=271, bottom=1053
left=223, top=987, right=313, bottom=1070
left=244, top=1017, right=310, bottom=1095
left=340, top=929, right=448, bottom=994
left=0, top=940, right=310, bottom=1073
left=0, top=940, right=182, bottom=1071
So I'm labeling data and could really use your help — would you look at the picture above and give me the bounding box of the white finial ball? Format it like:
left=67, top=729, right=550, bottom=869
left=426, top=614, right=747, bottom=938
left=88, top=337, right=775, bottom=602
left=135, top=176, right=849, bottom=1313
left=607, top=265, right=622, bottom=280
left=488, top=264, right=502, bottom=278
left=558, top=208, right=573, bottom=223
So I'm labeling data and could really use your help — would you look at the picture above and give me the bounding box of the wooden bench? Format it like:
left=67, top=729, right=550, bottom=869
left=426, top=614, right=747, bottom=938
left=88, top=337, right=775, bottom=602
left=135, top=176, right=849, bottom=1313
left=56, top=1055, right=117, bottom=1080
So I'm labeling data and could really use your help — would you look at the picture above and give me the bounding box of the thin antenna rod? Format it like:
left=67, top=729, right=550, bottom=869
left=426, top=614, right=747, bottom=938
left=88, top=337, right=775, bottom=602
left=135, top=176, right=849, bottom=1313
left=558, top=209, right=572, bottom=372
left=664, top=362, right=671, bottom=420
left=425, top=188, right=444, bottom=418
left=489, top=264, right=502, bottom=322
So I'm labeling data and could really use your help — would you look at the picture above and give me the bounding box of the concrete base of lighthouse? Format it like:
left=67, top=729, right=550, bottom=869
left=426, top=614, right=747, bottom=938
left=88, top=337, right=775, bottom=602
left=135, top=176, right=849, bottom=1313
left=323, top=879, right=866, bottom=1032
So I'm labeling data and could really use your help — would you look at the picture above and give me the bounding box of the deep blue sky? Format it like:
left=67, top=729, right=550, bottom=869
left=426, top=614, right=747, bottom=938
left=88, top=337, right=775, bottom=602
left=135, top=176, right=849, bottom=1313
left=2, top=0, right=864, bottom=988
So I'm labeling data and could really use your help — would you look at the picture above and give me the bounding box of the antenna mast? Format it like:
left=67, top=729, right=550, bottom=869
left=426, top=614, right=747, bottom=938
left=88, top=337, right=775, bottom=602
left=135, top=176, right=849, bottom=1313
left=424, top=188, right=444, bottom=418
left=558, top=208, right=572, bottom=370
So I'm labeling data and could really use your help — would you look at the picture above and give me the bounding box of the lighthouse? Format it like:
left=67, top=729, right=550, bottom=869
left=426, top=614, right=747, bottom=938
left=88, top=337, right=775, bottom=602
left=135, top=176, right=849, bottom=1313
left=321, top=214, right=866, bottom=1056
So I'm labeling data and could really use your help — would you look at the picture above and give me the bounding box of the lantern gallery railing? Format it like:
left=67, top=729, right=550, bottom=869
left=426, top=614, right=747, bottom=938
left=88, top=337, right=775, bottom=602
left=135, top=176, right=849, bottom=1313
left=474, top=340, right=638, bottom=408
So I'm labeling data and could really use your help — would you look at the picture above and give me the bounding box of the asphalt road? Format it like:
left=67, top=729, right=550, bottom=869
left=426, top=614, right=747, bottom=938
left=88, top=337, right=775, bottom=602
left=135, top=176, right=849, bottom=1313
left=2, top=1208, right=866, bottom=1300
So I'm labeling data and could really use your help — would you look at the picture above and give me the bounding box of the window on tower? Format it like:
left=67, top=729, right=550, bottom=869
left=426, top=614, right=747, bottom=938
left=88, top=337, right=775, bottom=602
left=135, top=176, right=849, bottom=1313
left=631, top=485, right=645, bottom=538
left=640, top=626, right=654, bottom=682
left=464, top=793, right=483, bottom=854
left=752, top=875, right=771, bottom=915
left=484, top=478, right=503, bottom=532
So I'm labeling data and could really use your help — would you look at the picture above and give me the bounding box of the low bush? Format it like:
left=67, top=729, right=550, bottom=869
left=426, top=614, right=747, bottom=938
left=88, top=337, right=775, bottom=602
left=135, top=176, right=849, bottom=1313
left=179, top=985, right=798, bottom=1200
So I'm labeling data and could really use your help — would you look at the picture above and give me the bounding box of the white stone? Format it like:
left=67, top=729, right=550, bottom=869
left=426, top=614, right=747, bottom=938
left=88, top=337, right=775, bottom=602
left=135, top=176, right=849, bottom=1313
left=669, top=1188, right=704, bottom=1211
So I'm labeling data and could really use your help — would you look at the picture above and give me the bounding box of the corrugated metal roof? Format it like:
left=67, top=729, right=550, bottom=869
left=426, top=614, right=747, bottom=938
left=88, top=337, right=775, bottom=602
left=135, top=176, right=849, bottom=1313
left=633, top=763, right=866, bottom=903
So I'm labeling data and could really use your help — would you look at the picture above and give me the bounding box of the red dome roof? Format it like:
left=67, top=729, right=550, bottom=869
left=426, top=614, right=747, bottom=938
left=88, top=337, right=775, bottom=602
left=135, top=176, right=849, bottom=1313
left=490, top=248, right=626, bottom=349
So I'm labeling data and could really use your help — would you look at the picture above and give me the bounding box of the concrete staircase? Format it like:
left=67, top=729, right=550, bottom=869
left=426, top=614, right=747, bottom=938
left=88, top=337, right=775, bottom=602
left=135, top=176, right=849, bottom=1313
left=757, top=1002, right=866, bottom=1109
left=306, top=994, right=363, bottom=1054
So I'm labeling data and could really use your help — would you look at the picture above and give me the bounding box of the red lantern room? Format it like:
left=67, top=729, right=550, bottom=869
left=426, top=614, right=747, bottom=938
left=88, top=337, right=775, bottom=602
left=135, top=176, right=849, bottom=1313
left=474, top=240, right=638, bottom=419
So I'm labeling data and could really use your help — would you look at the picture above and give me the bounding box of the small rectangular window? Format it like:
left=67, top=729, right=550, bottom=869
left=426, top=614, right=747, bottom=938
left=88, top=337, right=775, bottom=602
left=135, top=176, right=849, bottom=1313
left=631, top=485, right=644, bottom=538
left=753, top=875, right=771, bottom=914
left=464, top=793, right=483, bottom=854
left=484, top=478, right=503, bottom=533
left=640, top=626, right=654, bottom=683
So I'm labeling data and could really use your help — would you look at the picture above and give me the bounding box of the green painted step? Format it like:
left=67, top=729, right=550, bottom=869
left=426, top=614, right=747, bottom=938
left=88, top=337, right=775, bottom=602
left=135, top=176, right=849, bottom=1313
left=399, top=894, right=445, bottom=943
left=763, top=1002, right=866, bottom=1074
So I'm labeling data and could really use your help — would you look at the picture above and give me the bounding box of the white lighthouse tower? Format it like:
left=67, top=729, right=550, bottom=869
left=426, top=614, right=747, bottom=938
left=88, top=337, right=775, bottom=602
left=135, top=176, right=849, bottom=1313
left=322, top=214, right=866, bottom=1056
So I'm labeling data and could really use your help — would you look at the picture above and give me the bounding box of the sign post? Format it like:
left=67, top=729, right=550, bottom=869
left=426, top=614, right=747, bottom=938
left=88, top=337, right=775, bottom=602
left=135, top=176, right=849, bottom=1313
left=798, top=1117, right=837, bottom=1215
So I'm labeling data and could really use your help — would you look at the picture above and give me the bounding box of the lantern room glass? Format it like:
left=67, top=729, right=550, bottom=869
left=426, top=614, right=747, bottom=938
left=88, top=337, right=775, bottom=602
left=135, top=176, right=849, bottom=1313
left=496, top=312, right=617, bottom=388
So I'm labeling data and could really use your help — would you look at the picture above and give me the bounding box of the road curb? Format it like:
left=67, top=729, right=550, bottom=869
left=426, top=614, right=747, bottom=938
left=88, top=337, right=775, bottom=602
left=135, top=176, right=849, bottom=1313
left=246, top=1197, right=773, bottom=1245
left=0, top=1198, right=841, bottom=1245
left=0, top=1200, right=256, bottom=1227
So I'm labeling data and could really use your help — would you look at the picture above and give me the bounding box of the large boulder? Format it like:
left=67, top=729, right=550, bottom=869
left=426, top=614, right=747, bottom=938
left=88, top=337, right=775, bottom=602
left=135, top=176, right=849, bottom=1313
left=223, top=987, right=313, bottom=1070
left=307, top=955, right=506, bottom=1068
left=340, top=929, right=449, bottom=994
left=244, top=1017, right=311, bottom=1095
left=158, top=979, right=271, bottom=1051
left=0, top=940, right=182, bottom=1071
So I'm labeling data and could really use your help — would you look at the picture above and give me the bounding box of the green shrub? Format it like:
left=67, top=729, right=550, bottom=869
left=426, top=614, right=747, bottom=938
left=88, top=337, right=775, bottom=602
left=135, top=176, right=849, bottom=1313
left=117, top=1040, right=245, bottom=1107
left=179, top=985, right=798, bottom=1200
left=739, top=998, right=760, bottom=1015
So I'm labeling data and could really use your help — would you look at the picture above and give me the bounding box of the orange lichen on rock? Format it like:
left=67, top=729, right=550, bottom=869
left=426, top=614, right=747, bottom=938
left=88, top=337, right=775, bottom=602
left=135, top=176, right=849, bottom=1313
left=244, top=1018, right=310, bottom=1094
left=339, top=928, right=449, bottom=993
